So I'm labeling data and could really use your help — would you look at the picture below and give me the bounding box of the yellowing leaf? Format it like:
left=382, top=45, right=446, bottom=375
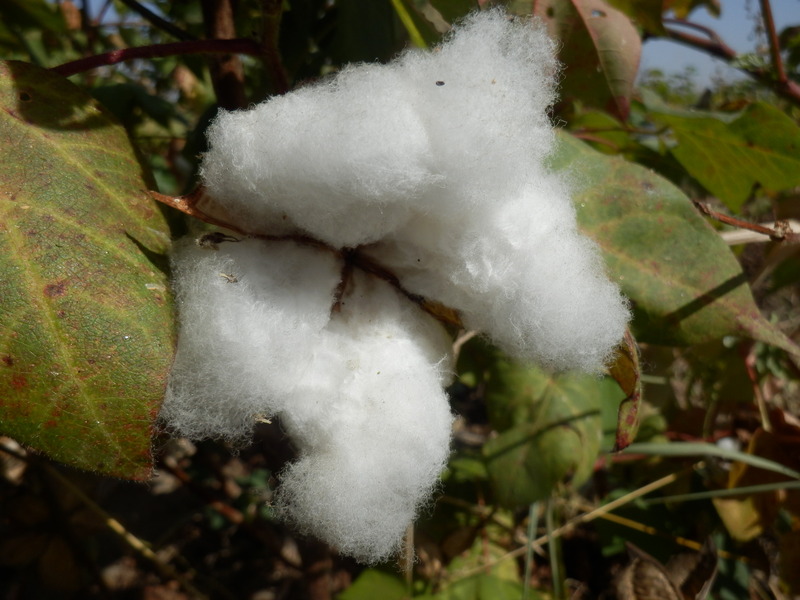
left=0, top=61, right=174, bottom=480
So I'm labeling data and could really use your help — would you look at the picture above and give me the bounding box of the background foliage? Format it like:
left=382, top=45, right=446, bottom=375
left=1, top=0, right=800, bottom=598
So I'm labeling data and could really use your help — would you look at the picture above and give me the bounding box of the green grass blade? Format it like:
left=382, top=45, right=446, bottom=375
left=389, top=0, right=427, bottom=48
left=643, top=480, right=800, bottom=504
left=623, top=442, right=800, bottom=479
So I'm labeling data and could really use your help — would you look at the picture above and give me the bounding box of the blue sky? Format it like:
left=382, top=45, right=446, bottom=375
left=640, top=2, right=800, bottom=84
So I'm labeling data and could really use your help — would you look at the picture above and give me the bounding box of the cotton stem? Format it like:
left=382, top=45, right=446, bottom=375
left=662, top=18, right=800, bottom=107
left=149, top=189, right=464, bottom=329
left=201, top=0, right=247, bottom=110
left=260, top=0, right=290, bottom=95
left=51, top=38, right=262, bottom=77
left=758, top=0, right=788, bottom=85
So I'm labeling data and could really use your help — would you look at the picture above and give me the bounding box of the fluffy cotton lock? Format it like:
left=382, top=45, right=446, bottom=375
left=197, top=9, right=630, bottom=372
left=164, top=239, right=455, bottom=562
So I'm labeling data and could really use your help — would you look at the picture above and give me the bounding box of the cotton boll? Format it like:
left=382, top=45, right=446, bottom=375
left=161, top=237, right=343, bottom=441
left=274, top=272, right=454, bottom=562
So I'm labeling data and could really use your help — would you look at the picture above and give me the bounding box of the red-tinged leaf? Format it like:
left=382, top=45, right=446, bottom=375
left=0, top=61, right=174, bottom=480
left=530, top=0, right=641, bottom=120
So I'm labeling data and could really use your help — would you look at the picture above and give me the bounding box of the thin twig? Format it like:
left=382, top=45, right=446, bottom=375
left=151, top=188, right=464, bottom=328
left=758, top=0, right=787, bottom=84
left=720, top=219, right=800, bottom=245
left=662, top=18, right=728, bottom=48
left=94, top=0, right=113, bottom=26
left=260, top=0, right=290, bottom=95
left=662, top=19, right=800, bottom=106
left=117, top=0, right=196, bottom=41
left=570, top=132, right=621, bottom=151
left=452, top=330, right=478, bottom=362
left=201, top=0, right=247, bottom=110
left=693, top=201, right=798, bottom=242
left=663, top=19, right=737, bottom=62
left=51, top=38, right=262, bottom=77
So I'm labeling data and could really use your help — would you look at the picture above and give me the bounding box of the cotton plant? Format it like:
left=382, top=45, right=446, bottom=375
left=161, top=9, right=630, bottom=563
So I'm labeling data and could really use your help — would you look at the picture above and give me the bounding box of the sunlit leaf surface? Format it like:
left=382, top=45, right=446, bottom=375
left=0, top=61, right=174, bottom=480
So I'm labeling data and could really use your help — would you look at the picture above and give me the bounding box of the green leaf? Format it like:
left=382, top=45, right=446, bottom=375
left=339, top=569, right=408, bottom=600
left=0, top=0, right=67, bottom=34
left=552, top=130, right=799, bottom=360
left=443, top=526, right=522, bottom=591
left=569, top=109, right=630, bottom=154
left=530, top=0, right=641, bottom=119
left=447, top=454, right=489, bottom=482
left=666, top=0, right=720, bottom=19
left=467, top=340, right=613, bottom=507
left=0, top=61, right=174, bottom=480
left=436, top=574, right=526, bottom=600
left=606, top=0, right=666, bottom=34
left=649, top=102, right=800, bottom=211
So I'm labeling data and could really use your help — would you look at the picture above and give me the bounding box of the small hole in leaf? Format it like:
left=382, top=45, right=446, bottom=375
left=19, top=92, right=32, bottom=102
left=591, top=9, right=606, bottom=17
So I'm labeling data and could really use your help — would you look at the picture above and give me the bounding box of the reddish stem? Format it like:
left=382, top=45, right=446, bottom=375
left=201, top=0, right=247, bottom=110
left=260, top=0, right=290, bottom=95
left=570, top=131, right=621, bottom=151
left=759, top=0, right=787, bottom=85
left=662, top=19, right=800, bottom=107
left=50, top=38, right=262, bottom=77
left=150, top=188, right=464, bottom=328
left=692, top=200, right=796, bottom=242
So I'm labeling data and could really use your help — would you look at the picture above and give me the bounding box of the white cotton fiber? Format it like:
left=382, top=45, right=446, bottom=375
left=163, top=239, right=454, bottom=561
left=199, top=9, right=559, bottom=249
left=274, top=272, right=454, bottom=562
left=364, top=177, right=629, bottom=371
left=162, top=238, right=343, bottom=440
